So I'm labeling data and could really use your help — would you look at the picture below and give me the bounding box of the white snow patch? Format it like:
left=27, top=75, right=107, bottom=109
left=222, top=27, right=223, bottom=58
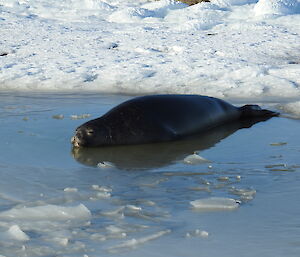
left=254, top=0, right=300, bottom=17
left=278, top=101, right=300, bottom=119
left=0, top=0, right=300, bottom=99
left=165, top=3, right=226, bottom=31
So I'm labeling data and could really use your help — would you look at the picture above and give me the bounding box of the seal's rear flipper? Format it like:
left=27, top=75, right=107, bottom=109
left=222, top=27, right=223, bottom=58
left=239, top=104, right=279, bottom=119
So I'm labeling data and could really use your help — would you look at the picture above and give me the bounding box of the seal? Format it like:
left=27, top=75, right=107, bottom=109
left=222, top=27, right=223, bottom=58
left=71, top=94, right=279, bottom=147
left=72, top=117, right=274, bottom=169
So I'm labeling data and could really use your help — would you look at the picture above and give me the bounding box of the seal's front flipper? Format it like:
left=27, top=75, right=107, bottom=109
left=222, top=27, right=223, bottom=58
left=162, top=124, right=181, bottom=141
left=239, top=105, right=279, bottom=119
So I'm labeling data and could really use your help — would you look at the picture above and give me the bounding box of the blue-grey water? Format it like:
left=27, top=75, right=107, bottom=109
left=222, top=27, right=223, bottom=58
left=0, top=93, right=300, bottom=257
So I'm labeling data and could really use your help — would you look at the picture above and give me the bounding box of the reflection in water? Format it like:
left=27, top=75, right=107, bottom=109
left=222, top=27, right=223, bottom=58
left=72, top=117, right=273, bottom=170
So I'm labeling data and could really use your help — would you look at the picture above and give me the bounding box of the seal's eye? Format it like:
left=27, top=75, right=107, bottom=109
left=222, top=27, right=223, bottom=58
left=86, top=129, right=94, bottom=135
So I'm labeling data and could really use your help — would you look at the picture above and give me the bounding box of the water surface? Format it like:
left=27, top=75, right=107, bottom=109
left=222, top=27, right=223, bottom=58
left=0, top=93, right=299, bottom=257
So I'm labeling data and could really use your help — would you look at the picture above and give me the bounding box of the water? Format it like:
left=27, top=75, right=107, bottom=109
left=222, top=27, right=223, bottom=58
left=0, top=92, right=300, bottom=257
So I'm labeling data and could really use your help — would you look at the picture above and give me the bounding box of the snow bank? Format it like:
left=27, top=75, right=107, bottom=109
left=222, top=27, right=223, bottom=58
left=0, top=0, right=300, bottom=100
left=278, top=101, right=300, bottom=119
left=254, top=0, right=300, bottom=16
left=108, top=0, right=187, bottom=23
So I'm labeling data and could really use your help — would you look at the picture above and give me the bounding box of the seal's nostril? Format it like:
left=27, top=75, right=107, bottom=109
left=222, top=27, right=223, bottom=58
left=76, top=130, right=83, bottom=139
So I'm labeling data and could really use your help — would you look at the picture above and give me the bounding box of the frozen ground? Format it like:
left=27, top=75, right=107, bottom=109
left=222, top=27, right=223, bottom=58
left=0, top=0, right=300, bottom=100
left=0, top=93, right=300, bottom=257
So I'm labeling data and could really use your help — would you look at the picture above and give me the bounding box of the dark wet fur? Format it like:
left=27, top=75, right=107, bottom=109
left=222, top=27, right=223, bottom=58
left=72, top=95, right=279, bottom=147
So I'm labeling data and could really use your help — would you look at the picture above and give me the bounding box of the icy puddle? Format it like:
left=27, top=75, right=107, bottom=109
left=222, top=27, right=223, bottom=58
left=0, top=93, right=300, bottom=257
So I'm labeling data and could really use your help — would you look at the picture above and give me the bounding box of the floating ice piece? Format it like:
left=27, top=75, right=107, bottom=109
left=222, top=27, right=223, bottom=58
left=6, top=225, right=30, bottom=241
left=90, top=233, right=107, bottom=241
left=270, top=142, right=287, bottom=146
left=183, top=153, right=211, bottom=165
left=91, top=185, right=113, bottom=192
left=52, top=114, right=64, bottom=119
left=70, top=114, right=91, bottom=120
left=105, top=225, right=127, bottom=238
left=95, top=192, right=111, bottom=199
left=47, top=236, right=69, bottom=246
left=63, top=187, right=78, bottom=192
left=101, top=207, right=125, bottom=218
left=106, top=225, right=125, bottom=234
left=107, top=230, right=171, bottom=252
left=126, top=205, right=142, bottom=212
left=186, top=229, right=209, bottom=238
left=97, top=161, right=115, bottom=168
left=229, top=187, right=256, bottom=201
left=0, top=204, right=91, bottom=221
left=191, top=197, right=240, bottom=211
left=217, top=176, right=229, bottom=181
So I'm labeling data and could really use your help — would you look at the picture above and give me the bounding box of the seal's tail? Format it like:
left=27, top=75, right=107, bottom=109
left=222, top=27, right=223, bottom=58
left=239, top=104, right=279, bottom=119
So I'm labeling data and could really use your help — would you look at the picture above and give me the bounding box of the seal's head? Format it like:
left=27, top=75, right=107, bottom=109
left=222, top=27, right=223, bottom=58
left=71, top=122, right=110, bottom=147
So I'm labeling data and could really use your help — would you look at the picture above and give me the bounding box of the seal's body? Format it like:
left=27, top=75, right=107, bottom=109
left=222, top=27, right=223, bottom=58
left=71, top=95, right=278, bottom=147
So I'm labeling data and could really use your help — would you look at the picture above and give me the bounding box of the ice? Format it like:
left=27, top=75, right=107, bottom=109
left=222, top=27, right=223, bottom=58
left=126, top=205, right=142, bottom=212
left=70, top=114, right=91, bottom=120
left=186, top=229, right=209, bottom=238
left=97, top=161, right=115, bottom=168
left=95, top=192, right=111, bottom=199
left=91, top=185, right=113, bottom=192
left=5, top=225, right=30, bottom=241
left=63, top=187, right=78, bottom=192
left=191, top=197, right=240, bottom=210
left=107, top=230, right=171, bottom=253
left=229, top=187, right=256, bottom=201
left=0, top=204, right=91, bottom=221
left=183, top=153, right=211, bottom=164
left=52, top=114, right=64, bottom=119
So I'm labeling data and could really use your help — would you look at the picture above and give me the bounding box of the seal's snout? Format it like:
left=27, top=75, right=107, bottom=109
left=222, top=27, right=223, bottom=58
left=71, top=128, right=85, bottom=148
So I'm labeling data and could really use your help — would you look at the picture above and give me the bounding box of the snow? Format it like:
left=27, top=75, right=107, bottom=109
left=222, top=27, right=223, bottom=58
left=1, top=0, right=300, bottom=101
left=278, top=101, right=300, bottom=118
left=254, top=0, right=300, bottom=16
